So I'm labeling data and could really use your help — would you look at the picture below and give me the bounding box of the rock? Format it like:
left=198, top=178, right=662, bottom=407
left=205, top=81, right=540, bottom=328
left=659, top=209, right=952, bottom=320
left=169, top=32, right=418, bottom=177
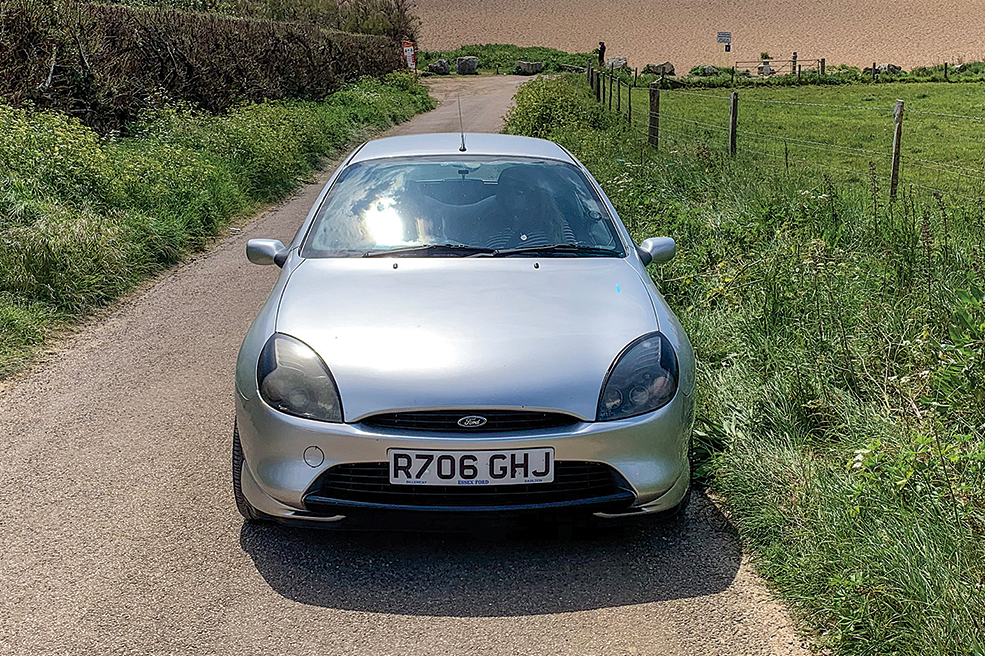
left=605, top=56, right=628, bottom=70
left=456, top=56, right=478, bottom=75
left=862, top=65, right=876, bottom=76
left=644, top=61, right=675, bottom=76
left=878, top=63, right=902, bottom=75
left=757, top=62, right=773, bottom=76
left=702, top=65, right=719, bottom=76
left=515, top=61, right=544, bottom=75
left=427, top=59, right=450, bottom=75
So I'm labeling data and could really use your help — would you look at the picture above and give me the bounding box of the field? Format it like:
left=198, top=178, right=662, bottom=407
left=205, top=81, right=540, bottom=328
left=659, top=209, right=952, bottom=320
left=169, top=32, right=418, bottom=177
left=504, top=74, right=984, bottom=656
left=614, top=81, right=985, bottom=197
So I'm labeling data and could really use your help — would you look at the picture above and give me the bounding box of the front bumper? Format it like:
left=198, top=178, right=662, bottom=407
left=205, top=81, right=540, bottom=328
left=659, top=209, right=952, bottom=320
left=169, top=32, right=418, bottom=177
left=235, top=391, right=692, bottom=523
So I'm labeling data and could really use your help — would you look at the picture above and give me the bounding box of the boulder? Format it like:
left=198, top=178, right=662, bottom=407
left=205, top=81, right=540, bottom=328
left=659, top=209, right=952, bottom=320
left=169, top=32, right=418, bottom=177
left=878, top=63, right=902, bottom=75
left=605, top=56, right=628, bottom=70
left=757, top=62, right=773, bottom=76
left=427, top=59, right=450, bottom=75
left=643, top=61, right=675, bottom=76
left=702, top=65, right=719, bottom=76
left=456, top=56, right=478, bottom=75
left=515, top=60, right=544, bottom=75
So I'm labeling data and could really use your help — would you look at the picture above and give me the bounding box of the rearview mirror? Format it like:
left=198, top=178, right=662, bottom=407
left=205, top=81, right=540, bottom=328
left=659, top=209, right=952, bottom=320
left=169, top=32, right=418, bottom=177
left=247, top=239, right=288, bottom=267
left=636, top=237, right=676, bottom=266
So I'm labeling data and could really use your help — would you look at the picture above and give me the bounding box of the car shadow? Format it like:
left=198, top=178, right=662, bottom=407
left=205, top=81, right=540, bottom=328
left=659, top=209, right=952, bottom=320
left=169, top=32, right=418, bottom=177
left=239, top=490, right=741, bottom=617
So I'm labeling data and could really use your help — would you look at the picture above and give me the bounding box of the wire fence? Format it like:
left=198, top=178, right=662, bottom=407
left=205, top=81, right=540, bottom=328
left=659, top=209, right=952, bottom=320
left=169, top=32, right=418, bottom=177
left=584, top=64, right=985, bottom=204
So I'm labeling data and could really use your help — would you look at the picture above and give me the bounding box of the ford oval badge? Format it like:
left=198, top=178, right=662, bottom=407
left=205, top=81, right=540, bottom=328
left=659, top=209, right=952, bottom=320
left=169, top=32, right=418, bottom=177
left=457, top=415, right=488, bottom=428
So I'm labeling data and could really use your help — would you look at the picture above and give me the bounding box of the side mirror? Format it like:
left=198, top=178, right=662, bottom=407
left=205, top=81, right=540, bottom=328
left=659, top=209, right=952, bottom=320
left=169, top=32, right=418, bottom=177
left=246, top=239, right=288, bottom=267
left=636, top=237, right=676, bottom=266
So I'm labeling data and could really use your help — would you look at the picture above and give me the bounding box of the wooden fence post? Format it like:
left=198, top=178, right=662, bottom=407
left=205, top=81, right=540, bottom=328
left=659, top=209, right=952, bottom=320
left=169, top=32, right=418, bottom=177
left=944, top=62, right=949, bottom=81
left=729, top=91, right=738, bottom=156
left=617, top=78, right=621, bottom=112
left=608, top=71, right=614, bottom=111
left=872, top=61, right=877, bottom=81
left=648, top=83, right=660, bottom=150
left=797, top=65, right=802, bottom=82
left=595, top=68, right=601, bottom=102
left=890, top=99, right=904, bottom=200
left=628, top=84, right=632, bottom=123
left=820, top=58, right=826, bottom=75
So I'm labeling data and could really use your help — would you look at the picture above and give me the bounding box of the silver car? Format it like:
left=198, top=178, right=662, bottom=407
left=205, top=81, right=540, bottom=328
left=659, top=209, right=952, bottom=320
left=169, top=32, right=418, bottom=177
left=233, top=133, right=695, bottom=525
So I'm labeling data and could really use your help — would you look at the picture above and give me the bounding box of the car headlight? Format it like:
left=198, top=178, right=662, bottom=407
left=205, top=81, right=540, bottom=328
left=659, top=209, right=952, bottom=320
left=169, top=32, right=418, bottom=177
left=598, top=332, right=678, bottom=421
left=257, top=334, right=342, bottom=422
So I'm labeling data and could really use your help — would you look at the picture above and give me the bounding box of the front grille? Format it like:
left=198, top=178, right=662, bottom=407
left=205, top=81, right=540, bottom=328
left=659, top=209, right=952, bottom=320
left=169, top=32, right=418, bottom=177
left=360, top=410, right=579, bottom=433
left=303, top=461, right=634, bottom=513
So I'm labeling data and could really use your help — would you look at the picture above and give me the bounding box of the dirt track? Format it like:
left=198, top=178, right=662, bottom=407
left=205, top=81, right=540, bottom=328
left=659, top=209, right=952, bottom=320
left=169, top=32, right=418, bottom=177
left=416, top=0, right=985, bottom=72
left=0, top=77, right=808, bottom=656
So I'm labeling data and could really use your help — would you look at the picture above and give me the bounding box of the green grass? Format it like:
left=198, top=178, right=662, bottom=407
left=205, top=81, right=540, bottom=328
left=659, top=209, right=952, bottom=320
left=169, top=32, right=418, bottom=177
left=419, top=44, right=593, bottom=74
left=609, top=80, right=985, bottom=196
left=505, top=74, right=985, bottom=656
left=0, top=73, right=434, bottom=375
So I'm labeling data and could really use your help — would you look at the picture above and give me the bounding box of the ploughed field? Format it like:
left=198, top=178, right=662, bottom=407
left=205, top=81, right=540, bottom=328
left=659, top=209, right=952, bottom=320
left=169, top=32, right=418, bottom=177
left=414, top=0, right=985, bottom=72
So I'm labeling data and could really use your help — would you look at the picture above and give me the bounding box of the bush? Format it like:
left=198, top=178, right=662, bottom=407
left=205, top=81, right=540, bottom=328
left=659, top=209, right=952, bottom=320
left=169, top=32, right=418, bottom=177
left=0, top=0, right=409, bottom=130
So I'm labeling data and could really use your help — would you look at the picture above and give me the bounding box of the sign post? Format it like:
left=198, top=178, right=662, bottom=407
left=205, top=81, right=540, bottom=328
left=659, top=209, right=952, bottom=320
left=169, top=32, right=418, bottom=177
left=717, top=32, right=732, bottom=69
left=402, top=40, right=417, bottom=77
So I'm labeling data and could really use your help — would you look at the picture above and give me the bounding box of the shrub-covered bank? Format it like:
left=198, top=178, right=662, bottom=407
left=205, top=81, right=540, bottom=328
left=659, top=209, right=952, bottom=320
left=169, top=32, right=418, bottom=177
left=1, top=0, right=408, bottom=131
left=504, top=75, right=984, bottom=656
left=0, top=74, right=434, bottom=375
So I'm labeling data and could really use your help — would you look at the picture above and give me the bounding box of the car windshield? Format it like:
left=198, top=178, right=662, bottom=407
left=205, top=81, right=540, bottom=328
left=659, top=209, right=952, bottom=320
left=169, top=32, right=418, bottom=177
left=300, top=156, right=626, bottom=257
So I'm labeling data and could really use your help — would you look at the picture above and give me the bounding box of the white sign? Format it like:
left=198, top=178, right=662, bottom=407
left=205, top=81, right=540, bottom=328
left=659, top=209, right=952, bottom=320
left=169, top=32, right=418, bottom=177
left=717, top=32, right=732, bottom=44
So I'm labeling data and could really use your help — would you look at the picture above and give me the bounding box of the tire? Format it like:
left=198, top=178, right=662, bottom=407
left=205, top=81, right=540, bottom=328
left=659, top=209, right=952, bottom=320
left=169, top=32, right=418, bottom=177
left=232, top=420, right=267, bottom=521
left=651, top=441, right=693, bottom=523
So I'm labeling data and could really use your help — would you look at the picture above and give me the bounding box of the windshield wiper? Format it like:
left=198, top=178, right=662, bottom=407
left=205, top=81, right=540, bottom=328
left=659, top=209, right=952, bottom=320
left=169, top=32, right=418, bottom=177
left=363, top=243, right=497, bottom=257
left=488, top=244, right=624, bottom=257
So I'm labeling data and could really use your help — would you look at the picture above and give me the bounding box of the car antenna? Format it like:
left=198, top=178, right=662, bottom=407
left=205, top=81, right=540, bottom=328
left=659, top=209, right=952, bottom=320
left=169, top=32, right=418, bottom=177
left=458, top=95, right=467, bottom=152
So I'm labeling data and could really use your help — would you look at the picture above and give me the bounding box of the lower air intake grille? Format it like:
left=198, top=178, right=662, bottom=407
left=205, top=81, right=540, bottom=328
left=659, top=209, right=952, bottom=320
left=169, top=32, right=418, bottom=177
left=303, top=461, right=634, bottom=512
left=360, top=410, right=579, bottom=433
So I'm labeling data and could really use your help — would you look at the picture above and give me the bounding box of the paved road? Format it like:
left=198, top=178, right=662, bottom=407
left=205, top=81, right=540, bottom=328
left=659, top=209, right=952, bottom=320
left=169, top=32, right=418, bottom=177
left=0, top=76, right=807, bottom=656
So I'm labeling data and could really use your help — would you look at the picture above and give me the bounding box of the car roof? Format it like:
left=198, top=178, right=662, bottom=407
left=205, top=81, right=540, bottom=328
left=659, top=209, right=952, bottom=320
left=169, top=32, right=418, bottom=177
left=348, top=133, right=576, bottom=164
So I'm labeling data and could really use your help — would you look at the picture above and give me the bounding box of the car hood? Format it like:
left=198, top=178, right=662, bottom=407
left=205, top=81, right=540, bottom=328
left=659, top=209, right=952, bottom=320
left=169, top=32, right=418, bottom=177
left=276, top=258, right=659, bottom=421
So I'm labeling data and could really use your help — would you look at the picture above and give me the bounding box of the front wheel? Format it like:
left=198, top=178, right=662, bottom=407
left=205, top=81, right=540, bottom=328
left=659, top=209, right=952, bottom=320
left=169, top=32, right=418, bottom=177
left=232, top=420, right=268, bottom=521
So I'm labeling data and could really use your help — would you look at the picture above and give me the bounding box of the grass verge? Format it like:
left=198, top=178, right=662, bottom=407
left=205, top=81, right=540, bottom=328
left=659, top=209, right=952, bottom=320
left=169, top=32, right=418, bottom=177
left=504, top=74, right=985, bottom=656
left=0, top=73, right=434, bottom=377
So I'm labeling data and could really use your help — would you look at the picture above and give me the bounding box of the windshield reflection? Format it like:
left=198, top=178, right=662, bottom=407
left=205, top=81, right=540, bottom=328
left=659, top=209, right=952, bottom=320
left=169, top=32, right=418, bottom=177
left=301, top=157, right=625, bottom=258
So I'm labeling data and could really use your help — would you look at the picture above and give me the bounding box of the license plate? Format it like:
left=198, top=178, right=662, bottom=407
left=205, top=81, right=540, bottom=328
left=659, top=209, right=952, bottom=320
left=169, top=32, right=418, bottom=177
left=388, top=448, right=554, bottom=486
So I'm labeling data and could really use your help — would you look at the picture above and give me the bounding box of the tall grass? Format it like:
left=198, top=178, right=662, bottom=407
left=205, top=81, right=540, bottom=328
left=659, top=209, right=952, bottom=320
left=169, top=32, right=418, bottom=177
left=504, top=75, right=985, bottom=656
left=0, top=73, right=434, bottom=374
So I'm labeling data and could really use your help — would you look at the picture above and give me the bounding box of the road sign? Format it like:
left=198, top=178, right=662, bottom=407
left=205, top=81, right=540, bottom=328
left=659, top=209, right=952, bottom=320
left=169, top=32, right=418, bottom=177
left=725, top=43, right=731, bottom=52
left=717, top=32, right=732, bottom=44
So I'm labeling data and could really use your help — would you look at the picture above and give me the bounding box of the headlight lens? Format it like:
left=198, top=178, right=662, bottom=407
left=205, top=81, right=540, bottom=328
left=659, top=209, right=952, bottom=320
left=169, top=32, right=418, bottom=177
left=597, top=332, right=678, bottom=421
left=257, top=334, right=342, bottom=422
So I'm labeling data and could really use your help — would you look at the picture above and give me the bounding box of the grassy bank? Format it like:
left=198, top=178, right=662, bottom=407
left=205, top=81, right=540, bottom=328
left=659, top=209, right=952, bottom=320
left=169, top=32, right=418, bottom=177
left=0, top=73, right=434, bottom=376
left=420, top=44, right=593, bottom=74
left=504, top=75, right=984, bottom=655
